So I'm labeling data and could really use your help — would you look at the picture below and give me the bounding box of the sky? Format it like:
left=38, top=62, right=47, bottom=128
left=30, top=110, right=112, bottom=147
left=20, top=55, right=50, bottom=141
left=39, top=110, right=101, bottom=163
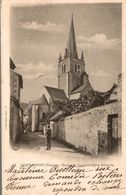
left=10, top=3, right=122, bottom=103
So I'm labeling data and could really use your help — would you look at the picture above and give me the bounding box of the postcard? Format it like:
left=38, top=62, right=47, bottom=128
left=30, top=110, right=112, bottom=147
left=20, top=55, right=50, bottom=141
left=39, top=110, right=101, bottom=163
left=1, top=0, right=126, bottom=194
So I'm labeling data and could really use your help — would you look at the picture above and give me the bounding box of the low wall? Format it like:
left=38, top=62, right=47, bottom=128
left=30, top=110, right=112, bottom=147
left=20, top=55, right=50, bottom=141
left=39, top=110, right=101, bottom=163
left=51, top=120, right=65, bottom=140
left=57, top=120, right=65, bottom=140
left=55, top=102, right=118, bottom=155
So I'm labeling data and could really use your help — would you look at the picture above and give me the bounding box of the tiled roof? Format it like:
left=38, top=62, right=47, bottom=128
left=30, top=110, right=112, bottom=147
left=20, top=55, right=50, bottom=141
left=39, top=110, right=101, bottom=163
left=71, top=72, right=91, bottom=95
left=10, top=58, right=16, bottom=70
left=32, top=95, right=48, bottom=105
left=45, top=86, right=67, bottom=101
left=71, top=84, right=87, bottom=94
left=71, top=82, right=92, bottom=94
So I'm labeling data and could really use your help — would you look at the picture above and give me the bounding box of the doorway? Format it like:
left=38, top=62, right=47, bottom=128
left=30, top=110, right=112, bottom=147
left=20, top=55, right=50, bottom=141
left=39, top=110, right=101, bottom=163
left=108, top=114, right=118, bottom=154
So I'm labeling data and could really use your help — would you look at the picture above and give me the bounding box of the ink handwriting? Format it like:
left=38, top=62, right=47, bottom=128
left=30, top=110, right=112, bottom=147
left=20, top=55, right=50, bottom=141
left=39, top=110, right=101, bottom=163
left=4, top=163, right=125, bottom=194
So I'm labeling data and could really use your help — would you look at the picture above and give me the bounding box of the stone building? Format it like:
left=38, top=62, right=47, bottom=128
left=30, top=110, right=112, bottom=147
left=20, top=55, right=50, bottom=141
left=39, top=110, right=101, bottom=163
left=10, top=58, right=23, bottom=145
left=26, top=86, right=68, bottom=132
left=27, top=95, right=49, bottom=133
left=58, top=16, right=93, bottom=99
left=41, top=86, right=68, bottom=112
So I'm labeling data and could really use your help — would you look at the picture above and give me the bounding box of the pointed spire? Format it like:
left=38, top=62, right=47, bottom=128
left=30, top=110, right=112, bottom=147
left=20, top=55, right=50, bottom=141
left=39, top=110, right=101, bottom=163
left=81, top=50, right=84, bottom=61
left=66, top=14, right=78, bottom=59
left=59, top=52, right=62, bottom=62
left=81, top=50, right=85, bottom=65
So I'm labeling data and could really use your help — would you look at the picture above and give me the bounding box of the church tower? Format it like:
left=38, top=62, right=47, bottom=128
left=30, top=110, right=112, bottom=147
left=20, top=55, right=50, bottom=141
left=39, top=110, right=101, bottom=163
left=58, top=15, right=85, bottom=98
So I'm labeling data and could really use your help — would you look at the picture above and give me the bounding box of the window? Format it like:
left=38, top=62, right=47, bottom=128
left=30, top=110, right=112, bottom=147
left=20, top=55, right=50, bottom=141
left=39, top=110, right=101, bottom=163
left=62, top=64, right=66, bottom=74
left=75, top=64, right=77, bottom=72
left=42, top=113, right=46, bottom=119
left=75, top=64, right=81, bottom=72
left=108, top=114, right=118, bottom=153
left=77, top=65, right=80, bottom=72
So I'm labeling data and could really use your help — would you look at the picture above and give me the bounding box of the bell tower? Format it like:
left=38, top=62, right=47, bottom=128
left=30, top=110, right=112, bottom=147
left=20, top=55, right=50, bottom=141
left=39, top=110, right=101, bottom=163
left=58, top=15, right=85, bottom=98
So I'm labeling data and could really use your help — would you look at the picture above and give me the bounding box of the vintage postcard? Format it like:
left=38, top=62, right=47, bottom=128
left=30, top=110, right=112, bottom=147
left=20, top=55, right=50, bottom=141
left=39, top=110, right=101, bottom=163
left=1, top=0, right=126, bottom=195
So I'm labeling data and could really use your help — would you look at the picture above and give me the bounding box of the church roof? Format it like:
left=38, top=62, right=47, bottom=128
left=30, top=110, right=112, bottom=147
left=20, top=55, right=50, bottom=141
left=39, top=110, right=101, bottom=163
left=10, top=58, right=16, bottom=70
left=45, top=86, right=67, bottom=101
left=32, top=94, right=48, bottom=105
left=66, top=15, right=78, bottom=58
left=71, top=85, right=83, bottom=94
left=71, top=84, right=88, bottom=94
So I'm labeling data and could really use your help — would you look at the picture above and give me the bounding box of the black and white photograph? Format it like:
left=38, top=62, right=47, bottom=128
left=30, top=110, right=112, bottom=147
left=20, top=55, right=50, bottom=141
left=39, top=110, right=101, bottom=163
left=10, top=3, right=121, bottom=156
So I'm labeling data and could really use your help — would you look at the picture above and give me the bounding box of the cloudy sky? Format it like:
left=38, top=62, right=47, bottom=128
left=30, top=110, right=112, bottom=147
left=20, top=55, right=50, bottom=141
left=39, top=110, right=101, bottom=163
left=10, top=3, right=121, bottom=103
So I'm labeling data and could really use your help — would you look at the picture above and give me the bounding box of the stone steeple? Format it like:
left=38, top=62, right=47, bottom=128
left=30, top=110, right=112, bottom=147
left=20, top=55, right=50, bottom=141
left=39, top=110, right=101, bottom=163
left=58, top=15, right=86, bottom=98
left=66, top=15, right=78, bottom=59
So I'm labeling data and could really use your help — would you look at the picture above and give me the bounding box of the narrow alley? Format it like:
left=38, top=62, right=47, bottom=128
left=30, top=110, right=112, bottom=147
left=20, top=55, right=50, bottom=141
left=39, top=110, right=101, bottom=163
left=11, top=131, right=94, bottom=163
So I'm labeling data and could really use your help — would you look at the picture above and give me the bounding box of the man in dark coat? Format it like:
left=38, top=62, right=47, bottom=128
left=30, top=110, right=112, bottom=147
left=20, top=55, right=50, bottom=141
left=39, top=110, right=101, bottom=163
left=46, top=125, right=52, bottom=150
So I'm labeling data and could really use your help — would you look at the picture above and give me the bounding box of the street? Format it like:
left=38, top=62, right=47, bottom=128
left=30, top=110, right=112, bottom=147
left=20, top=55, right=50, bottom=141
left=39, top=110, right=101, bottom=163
left=10, top=131, right=96, bottom=163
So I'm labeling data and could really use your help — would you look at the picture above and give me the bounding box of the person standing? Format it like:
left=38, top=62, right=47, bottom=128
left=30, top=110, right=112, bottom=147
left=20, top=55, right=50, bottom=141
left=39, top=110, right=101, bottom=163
left=46, top=125, right=52, bottom=150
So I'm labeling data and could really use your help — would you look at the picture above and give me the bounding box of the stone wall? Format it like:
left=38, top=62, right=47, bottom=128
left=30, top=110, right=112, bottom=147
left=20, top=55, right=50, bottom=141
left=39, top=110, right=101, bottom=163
left=31, top=105, right=39, bottom=132
left=54, top=102, right=119, bottom=155
left=10, top=100, right=22, bottom=144
left=57, top=120, right=65, bottom=140
left=10, top=70, right=21, bottom=101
